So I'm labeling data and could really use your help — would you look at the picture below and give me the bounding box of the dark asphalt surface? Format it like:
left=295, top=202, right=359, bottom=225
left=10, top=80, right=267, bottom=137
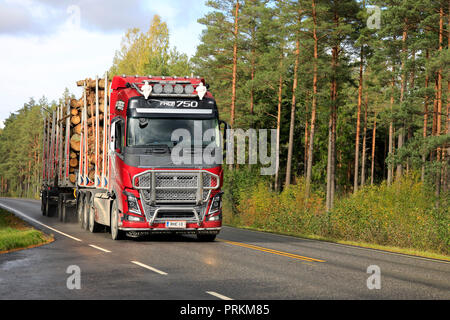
left=0, top=197, right=449, bottom=300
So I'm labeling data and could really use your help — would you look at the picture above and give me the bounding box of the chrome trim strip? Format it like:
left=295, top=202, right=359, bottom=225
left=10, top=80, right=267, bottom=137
left=135, top=108, right=213, bottom=114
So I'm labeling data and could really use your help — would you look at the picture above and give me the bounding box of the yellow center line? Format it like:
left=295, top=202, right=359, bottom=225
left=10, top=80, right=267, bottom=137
left=218, top=239, right=325, bottom=263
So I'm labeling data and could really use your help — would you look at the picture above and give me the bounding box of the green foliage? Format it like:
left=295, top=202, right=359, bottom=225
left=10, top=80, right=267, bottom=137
left=0, top=98, right=50, bottom=198
left=110, top=15, right=192, bottom=77
left=330, top=175, right=449, bottom=255
left=225, top=173, right=449, bottom=255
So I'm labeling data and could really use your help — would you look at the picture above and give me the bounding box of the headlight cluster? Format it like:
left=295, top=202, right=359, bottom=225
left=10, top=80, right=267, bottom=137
left=127, top=195, right=141, bottom=215
left=209, top=193, right=222, bottom=214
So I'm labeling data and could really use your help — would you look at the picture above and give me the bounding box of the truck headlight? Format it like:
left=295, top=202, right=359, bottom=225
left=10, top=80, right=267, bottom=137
left=209, top=194, right=222, bottom=214
left=127, top=195, right=141, bottom=215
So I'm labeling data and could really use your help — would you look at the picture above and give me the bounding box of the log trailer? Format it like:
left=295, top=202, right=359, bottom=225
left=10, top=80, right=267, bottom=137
left=41, top=74, right=227, bottom=241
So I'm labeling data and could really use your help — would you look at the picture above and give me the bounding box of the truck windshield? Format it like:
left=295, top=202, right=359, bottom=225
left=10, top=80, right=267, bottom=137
left=127, top=118, right=220, bottom=148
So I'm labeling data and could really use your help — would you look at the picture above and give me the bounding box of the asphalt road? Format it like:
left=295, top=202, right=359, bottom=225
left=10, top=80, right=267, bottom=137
left=0, top=197, right=449, bottom=300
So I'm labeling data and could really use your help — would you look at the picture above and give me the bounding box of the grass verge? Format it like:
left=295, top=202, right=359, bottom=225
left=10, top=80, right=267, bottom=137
left=0, top=209, right=53, bottom=254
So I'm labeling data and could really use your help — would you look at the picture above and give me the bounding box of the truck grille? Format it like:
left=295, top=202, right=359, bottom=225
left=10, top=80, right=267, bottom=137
left=133, top=170, right=219, bottom=204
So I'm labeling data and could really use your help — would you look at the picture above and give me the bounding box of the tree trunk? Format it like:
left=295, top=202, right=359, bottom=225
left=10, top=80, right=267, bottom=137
left=230, top=0, right=240, bottom=128
left=285, top=33, right=301, bottom=187
left=387, top=67, right=395, bottom=186
left=422, top=50, right=429, bottom=182
left=435, top=5, right=444, bottom=202
left=327, top=40, right=338, bottom=211
left=371, top=113, right=377, bottom=186
left=396, top=21, right=408, bottom=180
left=354, top=46, right=364, bottom=193
left=305, top=0, right=318, bottom=197
left=361, top=92, right=368, bottom=188
left=275, top=55, right=284, bottom=191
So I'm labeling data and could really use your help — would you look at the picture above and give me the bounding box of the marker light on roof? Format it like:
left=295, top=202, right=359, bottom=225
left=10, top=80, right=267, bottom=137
left=163, top=84, right=174, bottom=94
left=174, top=84, right=184, bottom=94
left=185, top=84, right=194, bottom=94
left=197, top=82, right=207, bottom=100
left=153, top=83, right=163, bottom=94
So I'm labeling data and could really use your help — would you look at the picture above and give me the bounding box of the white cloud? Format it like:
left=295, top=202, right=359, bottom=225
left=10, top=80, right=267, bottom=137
left=0, top=0, right=211, bottom=122
left=0, top=24, right=122, bottom=120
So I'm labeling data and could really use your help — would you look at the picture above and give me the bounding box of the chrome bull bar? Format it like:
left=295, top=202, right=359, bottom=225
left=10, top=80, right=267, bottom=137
left=132, top=170, right=220, bottom=226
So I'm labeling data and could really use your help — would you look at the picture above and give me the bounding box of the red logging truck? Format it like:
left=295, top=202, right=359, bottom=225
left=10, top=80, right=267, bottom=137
left=41, top=74, right=227, bottom=241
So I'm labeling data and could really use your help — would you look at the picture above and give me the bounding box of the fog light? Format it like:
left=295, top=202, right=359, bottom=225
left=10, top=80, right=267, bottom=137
left=127, top=215, right=144, bottom=222
left=207, top=213, right=222, bottom=222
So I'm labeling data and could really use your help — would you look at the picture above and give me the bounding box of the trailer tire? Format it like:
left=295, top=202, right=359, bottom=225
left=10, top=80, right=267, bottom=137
left=77, top=193, right=84, bottom=228
left=41, top=191, right=47, bottom=216
left=46, top=198, right=56, bottom=217
left=83, top=194, right=90, bottom=230
left=110, top=200, right=124, bottom=240
left=61, top=196, right=67, bottom=223
left=58, top=194, right=64, bottom=222
left=88, top=196, right=100, bottom=233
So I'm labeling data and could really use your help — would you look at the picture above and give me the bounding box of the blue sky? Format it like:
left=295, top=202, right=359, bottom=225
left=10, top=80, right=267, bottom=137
left=0, top=0, right=211, bottom=126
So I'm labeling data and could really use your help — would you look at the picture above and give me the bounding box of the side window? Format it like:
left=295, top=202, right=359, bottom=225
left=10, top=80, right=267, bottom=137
left=115, top=121, right=123, bottom=153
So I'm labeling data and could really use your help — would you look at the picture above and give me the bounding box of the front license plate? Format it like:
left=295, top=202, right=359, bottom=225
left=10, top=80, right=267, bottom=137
left=165, top=221, right=186, bottom=229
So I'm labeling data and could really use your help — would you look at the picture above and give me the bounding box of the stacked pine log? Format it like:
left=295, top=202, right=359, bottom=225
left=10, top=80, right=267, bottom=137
left=68, top=78, right=107, bottom=184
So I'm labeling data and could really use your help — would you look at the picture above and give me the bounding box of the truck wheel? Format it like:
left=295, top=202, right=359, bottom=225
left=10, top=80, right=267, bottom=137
left=57, top=194, right=64, bottom=222
left=88, top=197, right=100, bottom=233
left=61, top=196, right=67, bottom=223
left=83, top=194, right=90, bottom=230
left=77, top=193, right=84, bottom=228
left=197, top=234, right=217, bottom=242
left=46, top=198, right=56, bottom=217
left=41, top=191, right=47, bottom=216
left=111, top=200, right=124, bottom=240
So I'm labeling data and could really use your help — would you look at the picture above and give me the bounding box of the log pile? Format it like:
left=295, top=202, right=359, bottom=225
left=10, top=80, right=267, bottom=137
left=68, top=78, right=107, bottom=184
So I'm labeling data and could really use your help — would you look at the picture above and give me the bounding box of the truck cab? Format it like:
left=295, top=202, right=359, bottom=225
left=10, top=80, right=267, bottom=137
left=105, top=76, right=226, bottom=241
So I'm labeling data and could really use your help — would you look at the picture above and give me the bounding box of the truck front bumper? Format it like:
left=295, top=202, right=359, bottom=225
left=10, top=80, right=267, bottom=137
left=118, top=219, right=222, bottom=234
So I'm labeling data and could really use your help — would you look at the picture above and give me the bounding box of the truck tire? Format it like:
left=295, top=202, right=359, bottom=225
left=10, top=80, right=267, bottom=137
left=197, top=234, right=217, bottom=242
left=46, top=198, right=56, bottom=217
left=83, top=194, right=90, bottom=230
left=88, top=196, right=100, bottom=233
left=61, top=196, right=67, bottom=223
left=77, top=193, right=84, bottom=228
left=58, top=194, right=64, bottom=222
left=110, top=200, right=124, bottom=240
left=41, top=191, right=47, bottom=216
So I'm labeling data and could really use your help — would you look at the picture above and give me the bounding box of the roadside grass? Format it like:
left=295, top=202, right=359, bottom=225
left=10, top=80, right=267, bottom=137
left=0, top=209, right=53, bottom=253
left=223, top=169, right=450, bottom=262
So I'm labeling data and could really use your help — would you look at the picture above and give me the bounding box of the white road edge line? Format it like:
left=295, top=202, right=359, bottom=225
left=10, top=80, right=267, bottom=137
left=206, top=291, right=233, bottom=300
left=89, top=245, right=111, bottom=253
left=0, top=203, right=82, bottom=242
left=131, top=261, right=168, bottom=275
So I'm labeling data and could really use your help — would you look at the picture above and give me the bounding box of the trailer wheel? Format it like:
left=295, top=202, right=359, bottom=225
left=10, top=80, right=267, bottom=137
left=77, top=193, right=84, bottom=228
left=197, top=234, right=217, bottom=242
left=83, top=194, right=90, bottom=230
left=110, top=200, right=124, bottom=240
left=88, top=197, right=100, bottom=233
left=41, top=191, right=47, bottom=216
left=57, top=194, right=64, bottom=222
left=46, top=197, right=56, bottom=217
left=61, top=196, right=67, bottom=223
